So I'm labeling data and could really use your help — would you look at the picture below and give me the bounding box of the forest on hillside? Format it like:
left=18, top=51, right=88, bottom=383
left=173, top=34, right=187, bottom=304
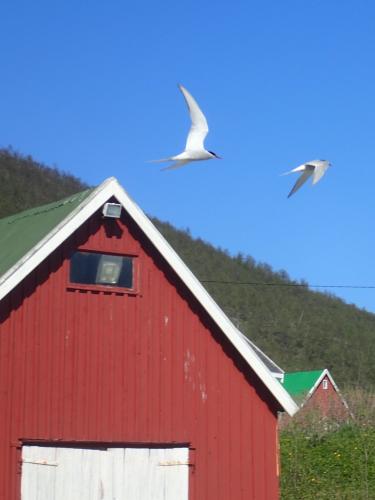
left=0, top=147, right=87, bottom=217
left=153, top=219, right=375, bottom=389
left=1, top=147, right=375, bottom=389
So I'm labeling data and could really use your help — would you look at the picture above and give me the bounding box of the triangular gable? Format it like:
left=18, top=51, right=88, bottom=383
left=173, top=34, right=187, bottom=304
left=0, top=177, right=298, bottom=416
left=306, top=369, right=350, bottom=410
left=282, top=369, right=349, bottom=411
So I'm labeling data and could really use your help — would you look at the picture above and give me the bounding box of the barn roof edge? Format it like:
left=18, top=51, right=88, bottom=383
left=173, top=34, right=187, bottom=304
left=0, top=176, right=298, bottom=416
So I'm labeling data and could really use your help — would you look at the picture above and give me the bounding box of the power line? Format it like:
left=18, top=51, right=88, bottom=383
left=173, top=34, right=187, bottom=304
left=200, top=280, right=375, bottom=290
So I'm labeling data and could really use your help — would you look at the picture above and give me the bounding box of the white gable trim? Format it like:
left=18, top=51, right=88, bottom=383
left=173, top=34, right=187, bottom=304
left=0, top=177, right=298, bottom=416
left=303, top=369, right=350, bottom=410
left=0, top=179, right=115, bottom=301
left=307, top=369, right=337, bottom=399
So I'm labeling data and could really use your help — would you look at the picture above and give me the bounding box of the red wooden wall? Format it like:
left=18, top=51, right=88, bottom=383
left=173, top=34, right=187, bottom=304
left=0, top=206, right=280, bottom=499
left=305, top=376, right=349, bottom=419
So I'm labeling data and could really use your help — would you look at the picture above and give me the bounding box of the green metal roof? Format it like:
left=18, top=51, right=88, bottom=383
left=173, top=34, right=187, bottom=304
left=281, top=370, right=324, bottom=399
left=0, top=188, right=94, bottom=278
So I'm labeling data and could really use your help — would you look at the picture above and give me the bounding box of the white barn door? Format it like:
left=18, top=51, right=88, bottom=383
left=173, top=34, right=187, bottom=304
left=21, top=445, right=189, bottom=500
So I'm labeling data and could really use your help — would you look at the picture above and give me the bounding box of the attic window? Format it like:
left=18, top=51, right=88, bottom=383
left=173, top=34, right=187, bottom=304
left=70, top=251, right=133, bottom=289
left=322, top=379, right=328, bottom=390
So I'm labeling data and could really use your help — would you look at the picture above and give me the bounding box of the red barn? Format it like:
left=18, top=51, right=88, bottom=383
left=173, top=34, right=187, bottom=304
left=280, top=369, right=350, bottom=423
left=0, top=177, right=297, bottom=499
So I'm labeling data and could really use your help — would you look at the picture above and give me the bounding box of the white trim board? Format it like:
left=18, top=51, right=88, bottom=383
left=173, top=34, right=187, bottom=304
left=303, top=369, right=350, bottom=411
left=0, top=177, right=298, bottom=416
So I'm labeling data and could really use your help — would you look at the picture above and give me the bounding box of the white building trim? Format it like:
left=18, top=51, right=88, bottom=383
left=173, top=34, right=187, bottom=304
left=0, top=177, right=298, bottom=416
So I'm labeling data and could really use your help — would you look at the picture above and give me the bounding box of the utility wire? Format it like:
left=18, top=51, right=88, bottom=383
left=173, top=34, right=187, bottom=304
left=200, top=280, right=375, bottom=290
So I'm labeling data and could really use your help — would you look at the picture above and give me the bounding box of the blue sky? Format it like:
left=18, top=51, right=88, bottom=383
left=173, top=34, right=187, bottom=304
left=1, top=1, right=375, bottom=312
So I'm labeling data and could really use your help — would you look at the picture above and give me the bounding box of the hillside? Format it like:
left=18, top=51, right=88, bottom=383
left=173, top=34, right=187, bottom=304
left=153, top=220, right=375, bottom=389
left=1, top=147, right=375, bottom=389
left=0, top=148, right=88, bottom=216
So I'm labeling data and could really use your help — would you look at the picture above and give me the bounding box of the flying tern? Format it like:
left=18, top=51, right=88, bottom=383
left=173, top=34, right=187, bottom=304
left=282, top=159, right=331, bottom=198
left=150, top=84, right=221, bottom=171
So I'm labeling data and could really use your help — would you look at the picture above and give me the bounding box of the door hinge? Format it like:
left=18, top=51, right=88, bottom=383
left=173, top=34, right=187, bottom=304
left=22, top=458, right=58, bottom=467
left=158, top=460, right=190, bottom=466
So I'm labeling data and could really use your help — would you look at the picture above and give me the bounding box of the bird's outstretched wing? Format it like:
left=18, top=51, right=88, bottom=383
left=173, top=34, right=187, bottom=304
left=312, top=162, right=330, bottom=184
left=160, top=160, right=191, bottom=171
left=287, top=169, right=313, bottom=198
left=281, top=163, right=310, bottom=176
left=179, top=84, right=209, bottom=151
left=147, top=157, right=173, bottom=163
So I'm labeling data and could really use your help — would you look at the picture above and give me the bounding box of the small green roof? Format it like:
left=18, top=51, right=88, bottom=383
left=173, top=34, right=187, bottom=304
left=0, top=188, right=94, bottom=279
left=281, top=370, right=324, bottom=399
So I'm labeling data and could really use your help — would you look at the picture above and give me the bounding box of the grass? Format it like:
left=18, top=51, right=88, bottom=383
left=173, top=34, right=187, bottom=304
left=280, top=388, right=375, bottom=499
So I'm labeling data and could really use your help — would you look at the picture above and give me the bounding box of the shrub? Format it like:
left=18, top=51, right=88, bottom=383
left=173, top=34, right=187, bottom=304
left=280, top=389, right=375, bottom=499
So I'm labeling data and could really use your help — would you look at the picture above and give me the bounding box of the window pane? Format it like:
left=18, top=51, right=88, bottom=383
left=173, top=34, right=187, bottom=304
left=70, top=252, right=133, bottom=289
left=70, top=252, right=100, bottom=285
left=118, top=256, right=133, bottom=288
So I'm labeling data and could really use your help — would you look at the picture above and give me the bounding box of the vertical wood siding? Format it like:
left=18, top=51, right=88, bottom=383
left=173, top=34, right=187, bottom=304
left=305, top=377, right=349, bottom=419
left=0, top=208, right=280, bottom=499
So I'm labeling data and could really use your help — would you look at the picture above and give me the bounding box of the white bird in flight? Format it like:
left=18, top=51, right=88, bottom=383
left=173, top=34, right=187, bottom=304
left=150, top=84, right=221, bottom=171
left=282, top=159, right=332, bottom=198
